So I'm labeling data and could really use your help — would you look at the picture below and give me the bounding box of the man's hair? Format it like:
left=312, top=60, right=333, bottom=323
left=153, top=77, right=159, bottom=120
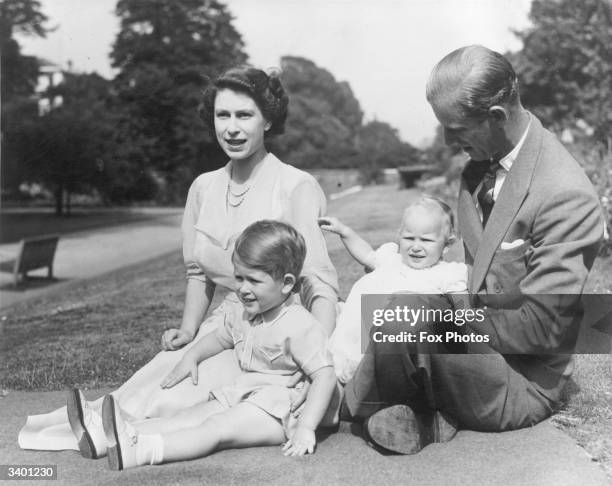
left=426, top=45, right=519, bottom=120
left=233, top=220, right=306, bottom=291
left=401, top=195, right=456, bottom=244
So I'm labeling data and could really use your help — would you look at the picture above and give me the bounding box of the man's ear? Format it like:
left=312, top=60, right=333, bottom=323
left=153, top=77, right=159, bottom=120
left=488, top=105, right=508, bottom=124
left=281, top=273, right=297, bottom=294
left=264, top=121, right=272, bottom=131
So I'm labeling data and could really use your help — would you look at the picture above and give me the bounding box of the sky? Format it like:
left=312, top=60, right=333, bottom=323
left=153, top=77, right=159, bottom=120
left=18, top=0, right=533, bottom=148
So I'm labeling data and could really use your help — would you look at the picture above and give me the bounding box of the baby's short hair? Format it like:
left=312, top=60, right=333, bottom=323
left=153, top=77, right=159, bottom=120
left=402, top=195, right=456, bottom=243
left=233, top=220, right=306, bottom=290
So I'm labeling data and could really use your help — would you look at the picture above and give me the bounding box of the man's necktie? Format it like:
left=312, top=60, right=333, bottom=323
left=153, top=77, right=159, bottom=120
left=477, top=161, right=500, bottom=226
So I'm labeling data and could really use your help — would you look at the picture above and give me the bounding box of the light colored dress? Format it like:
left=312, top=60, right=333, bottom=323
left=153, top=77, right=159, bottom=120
left=329, top=242, right=467, bottom=384
left=211, top=298, right=332, bottom=436
left=18, top=153, right=338, bottom=451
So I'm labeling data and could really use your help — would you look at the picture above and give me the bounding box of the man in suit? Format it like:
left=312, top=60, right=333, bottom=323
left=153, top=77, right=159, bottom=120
left=341, top=45, right=604, bottom=454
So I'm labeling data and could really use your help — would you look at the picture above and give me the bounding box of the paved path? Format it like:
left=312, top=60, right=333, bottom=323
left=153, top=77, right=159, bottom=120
left=2, top=390, right=608, bottom=486
left=0, top=210, right=183, bottom=309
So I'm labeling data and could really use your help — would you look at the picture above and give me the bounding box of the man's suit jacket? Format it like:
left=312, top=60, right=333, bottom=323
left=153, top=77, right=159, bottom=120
left=458, top=114, right=604, bottom=401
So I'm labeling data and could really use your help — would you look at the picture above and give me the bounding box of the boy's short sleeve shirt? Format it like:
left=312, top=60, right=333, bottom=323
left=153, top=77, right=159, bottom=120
left=214, top=302, right=332, bottom=377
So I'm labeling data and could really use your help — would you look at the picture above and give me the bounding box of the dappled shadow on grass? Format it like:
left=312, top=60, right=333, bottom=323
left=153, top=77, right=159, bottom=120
left=0, top=251, right=185, bottom=390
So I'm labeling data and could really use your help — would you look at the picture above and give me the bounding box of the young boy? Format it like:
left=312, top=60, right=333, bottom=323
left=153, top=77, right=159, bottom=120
left=70, top=220, right=337, bottom=469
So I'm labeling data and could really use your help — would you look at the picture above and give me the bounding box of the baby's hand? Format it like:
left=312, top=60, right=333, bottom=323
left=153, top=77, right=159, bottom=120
left=160, top=353, right=198, bottom=388
left=282, top=426, right=316, bottom=456
left=318, top=217, right=347, bottom=237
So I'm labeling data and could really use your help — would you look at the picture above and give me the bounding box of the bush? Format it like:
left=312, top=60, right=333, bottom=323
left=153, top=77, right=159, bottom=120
left=566, top=139, right=612, bottom=255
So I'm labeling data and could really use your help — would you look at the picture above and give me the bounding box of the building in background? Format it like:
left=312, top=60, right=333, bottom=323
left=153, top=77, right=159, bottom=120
left=35, top=58, right=65, bottom=116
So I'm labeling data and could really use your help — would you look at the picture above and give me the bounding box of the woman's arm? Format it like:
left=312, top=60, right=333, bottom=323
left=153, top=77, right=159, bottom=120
left=162, top=278, right=215, bottom=351
left=162, top=175, right=216, bottom=351
left=309, top=296, right=336, bottom=337
left=287, top=180, right=339, bottom=332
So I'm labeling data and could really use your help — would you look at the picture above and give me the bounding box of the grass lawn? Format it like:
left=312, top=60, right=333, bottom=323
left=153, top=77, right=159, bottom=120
left=0, top=184, right=610, bottom=478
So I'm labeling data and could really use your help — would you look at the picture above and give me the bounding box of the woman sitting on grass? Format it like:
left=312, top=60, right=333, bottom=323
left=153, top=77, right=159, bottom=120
left=100, top=220, right=337, bottom=469
left=19, top=66, right=338, bottom=457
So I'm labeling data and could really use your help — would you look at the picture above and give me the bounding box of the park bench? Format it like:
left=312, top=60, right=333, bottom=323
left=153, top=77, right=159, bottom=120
left=0, top=235, right=60, bottom=287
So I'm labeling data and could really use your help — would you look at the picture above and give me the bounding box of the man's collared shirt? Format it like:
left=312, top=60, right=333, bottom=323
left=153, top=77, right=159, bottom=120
left=474, top=115, right=532, bottom=220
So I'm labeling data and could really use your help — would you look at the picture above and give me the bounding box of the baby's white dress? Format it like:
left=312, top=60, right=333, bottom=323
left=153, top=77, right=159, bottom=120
left=329, top=242, right=468, bottom=383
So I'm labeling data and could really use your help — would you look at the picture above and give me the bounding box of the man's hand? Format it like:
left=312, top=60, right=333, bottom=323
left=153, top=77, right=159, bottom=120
left=160, top=354, right=198, bottom=388
left=282, top=426, right=316, bottom=456
left=161, top=328, right=194, bottom=351
left=318, top=217, right=348, bottom=238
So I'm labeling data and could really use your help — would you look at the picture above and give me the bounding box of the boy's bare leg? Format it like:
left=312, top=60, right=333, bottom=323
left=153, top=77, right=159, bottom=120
left=162, top=402, right=286, bottom=463
left=132, top=399, right=225, bottom=435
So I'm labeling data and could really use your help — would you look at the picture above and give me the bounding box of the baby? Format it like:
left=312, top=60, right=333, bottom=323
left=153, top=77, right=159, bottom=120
left=319, top=195, right=468, bottom=383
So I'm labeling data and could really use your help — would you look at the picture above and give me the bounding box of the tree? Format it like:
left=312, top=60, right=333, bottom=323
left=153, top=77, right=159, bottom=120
left=273, top=56, right=363, bottom=169
left=511, top=0, right=612, bottom=147
left=0, top=0, right=51, bottom=196
left=511, top=0, right=612, bottom=250
left=17, top=73, right=116, bottom=214
left=110, top=0, right=247, bottom=203
left=272, top=56, right=422, bottom=181
left=356, top=120, right=421, bottom=182
left=0, top=0, right=50, bottom=97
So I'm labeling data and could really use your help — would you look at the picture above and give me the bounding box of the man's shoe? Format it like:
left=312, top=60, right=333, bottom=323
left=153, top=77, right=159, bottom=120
left=102, top=395, right=139, bottom=470
left=67, top=388, right=107, bottom=459
left=364, top=405, right=457, bottom=455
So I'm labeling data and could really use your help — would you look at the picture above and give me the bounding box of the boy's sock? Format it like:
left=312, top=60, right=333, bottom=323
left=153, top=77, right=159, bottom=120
left=136, top=433, right=164, bottom=466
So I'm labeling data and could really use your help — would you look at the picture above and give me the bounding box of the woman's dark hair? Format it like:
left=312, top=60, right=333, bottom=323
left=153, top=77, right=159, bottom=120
left=198, top=66, right=289, bottom=137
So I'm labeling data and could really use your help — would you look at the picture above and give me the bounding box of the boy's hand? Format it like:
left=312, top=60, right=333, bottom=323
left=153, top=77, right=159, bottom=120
left=317, top=217, right=347, bottom=237
left=161, top=328, right=194, bottom=351
left=282, top=426, right=316, bottom=456
left=160, top=354, right=198, bottom=388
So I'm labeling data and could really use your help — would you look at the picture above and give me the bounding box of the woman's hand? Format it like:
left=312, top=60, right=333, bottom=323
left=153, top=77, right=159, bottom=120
left=160, top=353, right=199, bottom=388
left=161, top=328, right=194, bottom=351
left=287, top=371, right=310, bottom=414
left=282, top=426, right=316, bottom=456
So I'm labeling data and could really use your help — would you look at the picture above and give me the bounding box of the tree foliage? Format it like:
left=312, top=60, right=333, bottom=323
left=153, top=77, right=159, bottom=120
left=511, top=0, right=612, bottom=145
left=356, top=120, right=422, bottom=182
left=1, top=0, right=51, bottom=196
left=0, top=0, right=50, bottom=100
left=511, top=0, right=612, bottom=248
left=273, top=56, right=362, bottom=168
left=274, top=56, right=420, bottom=178
left=0, top=0, right=49, bottom=38
left=2, top=0, right=424, bottom=207
left=110, top=0, right=247, bottom=202
left=15, top=73, right=115, bottom=214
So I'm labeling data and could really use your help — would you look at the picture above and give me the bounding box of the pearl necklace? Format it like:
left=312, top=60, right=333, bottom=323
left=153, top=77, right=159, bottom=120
left=226, top=169, right=252, bottom=207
